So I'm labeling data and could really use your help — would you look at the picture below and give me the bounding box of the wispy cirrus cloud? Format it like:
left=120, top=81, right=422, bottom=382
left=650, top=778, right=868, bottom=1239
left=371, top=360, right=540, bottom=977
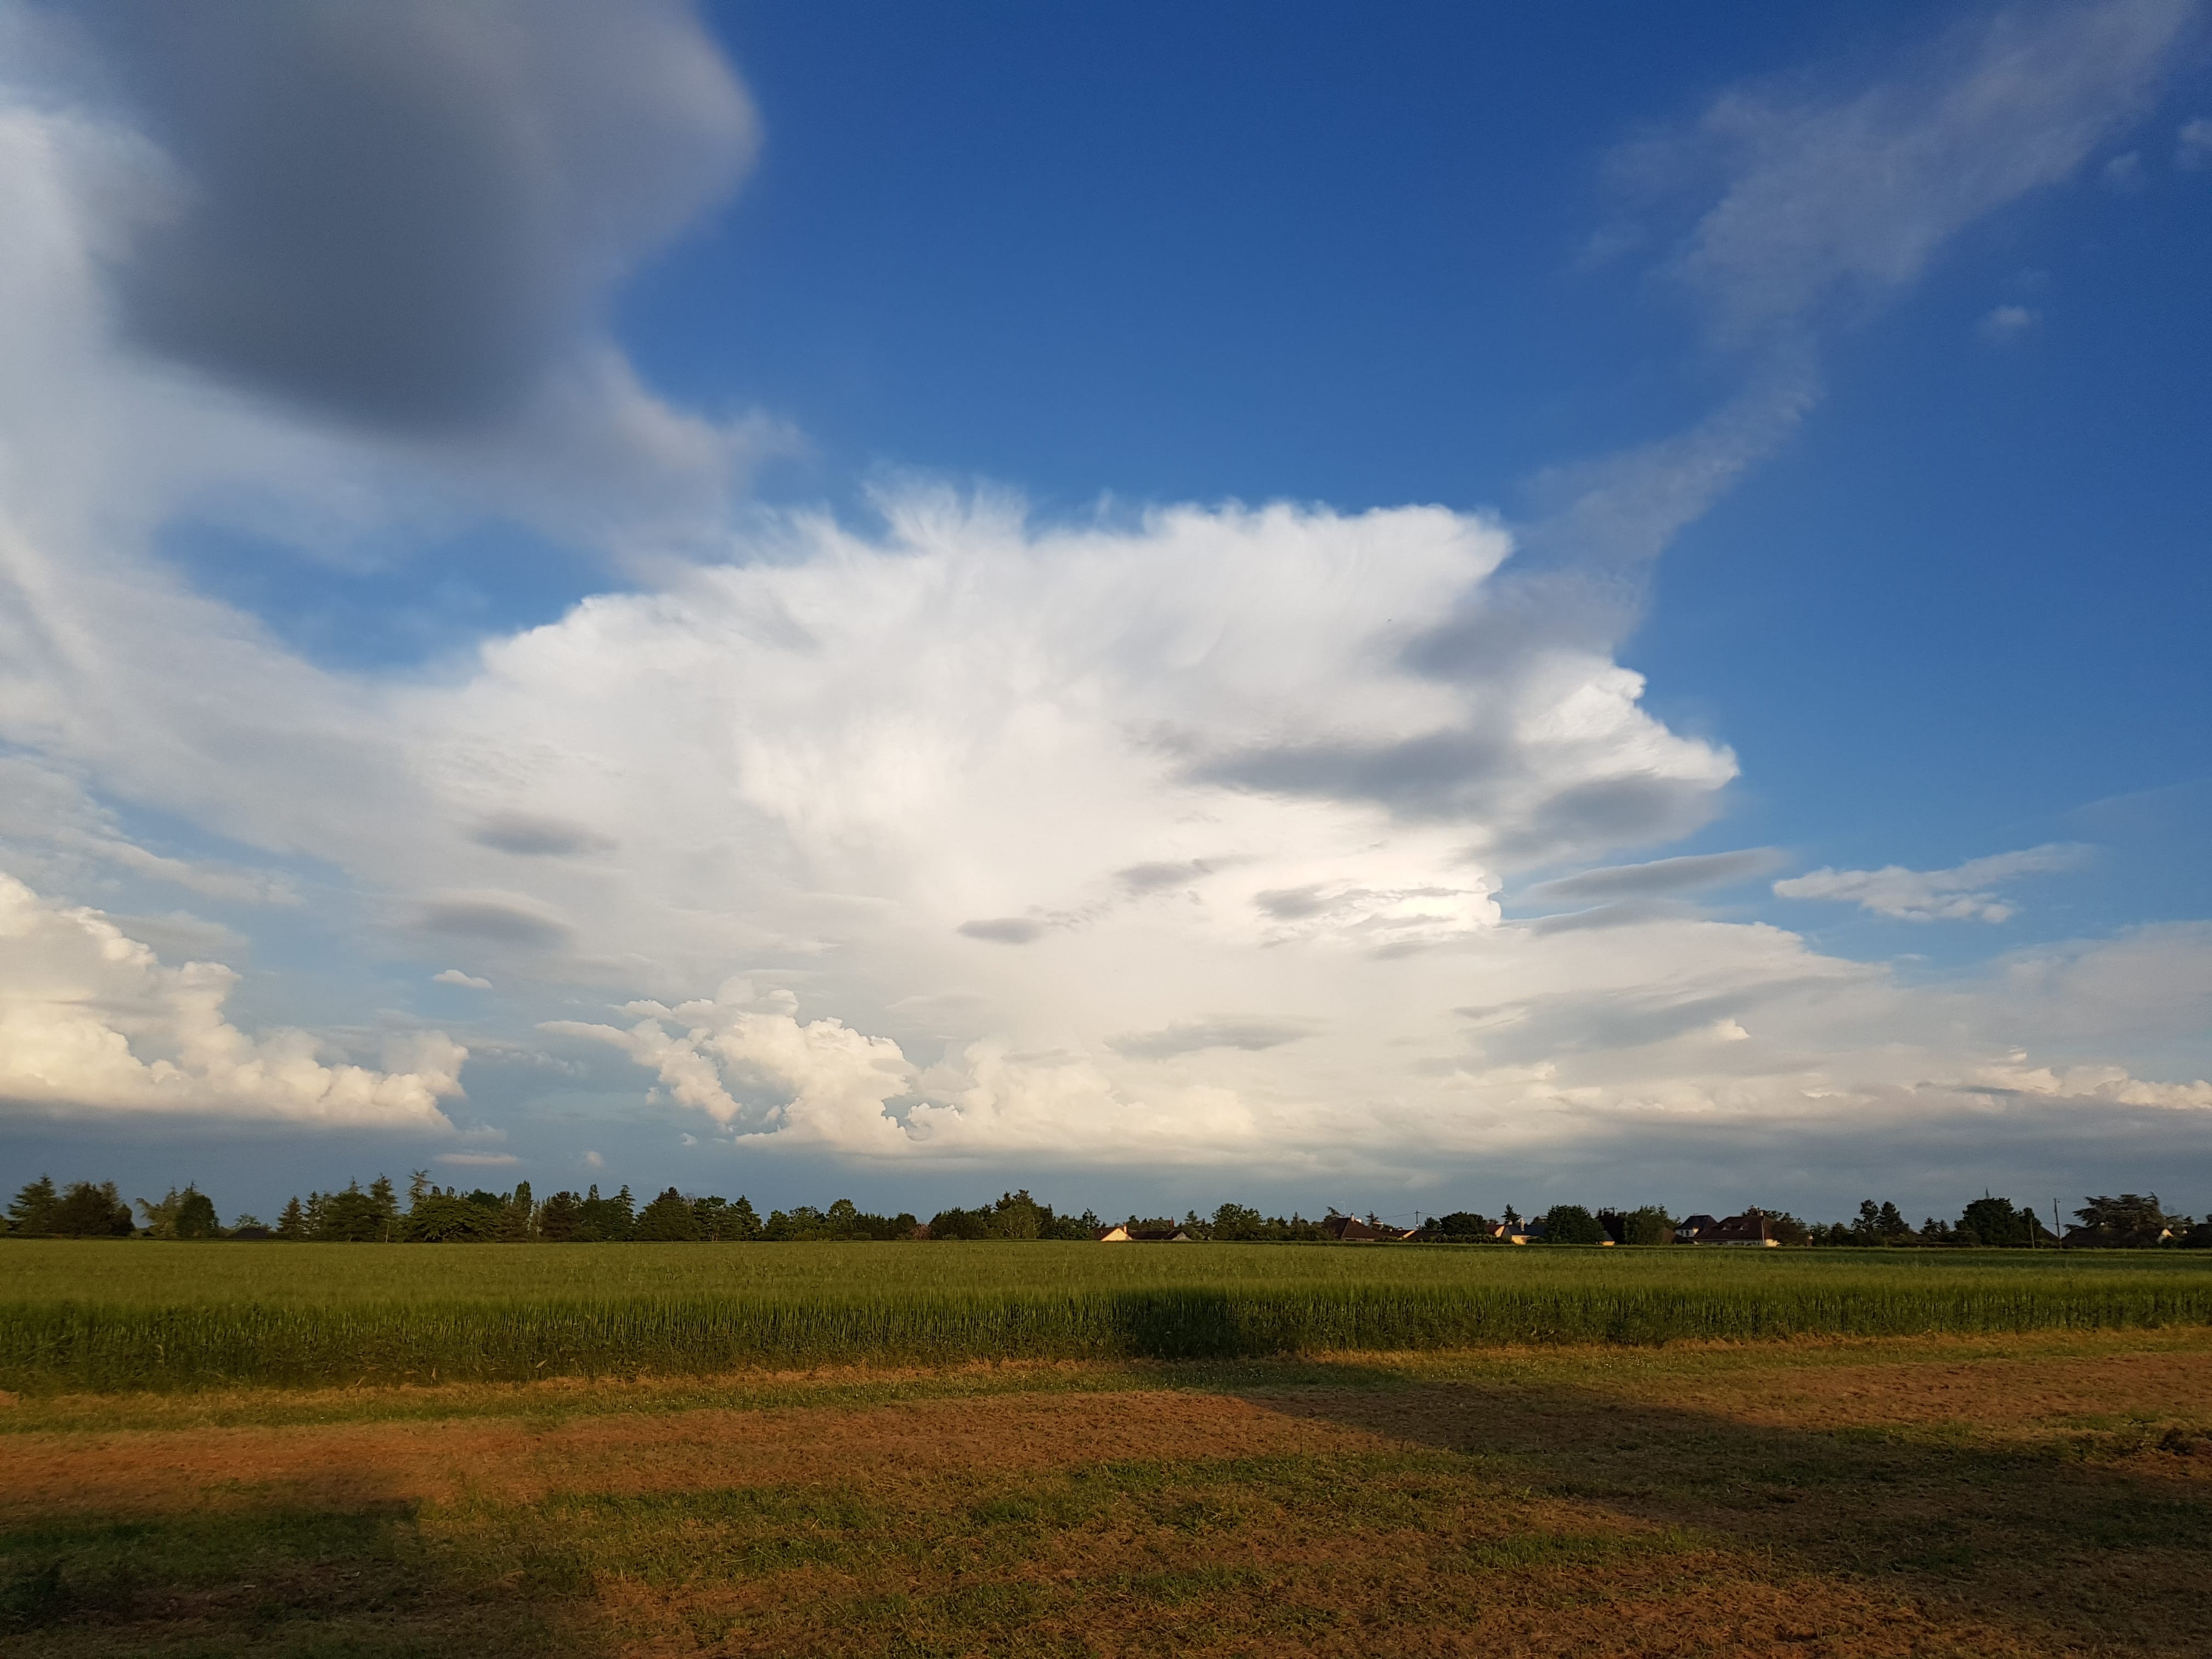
left=1773, top=844, right=2091, bottom=922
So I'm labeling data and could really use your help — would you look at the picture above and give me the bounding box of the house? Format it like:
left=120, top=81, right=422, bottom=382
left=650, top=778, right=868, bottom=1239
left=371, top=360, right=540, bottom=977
left=1682, top=1211, right=1782, bottom=1246
left=1322, top=1215, right=1380, bottom=1242
left=1096, top=1224, right=1192, bottom=1242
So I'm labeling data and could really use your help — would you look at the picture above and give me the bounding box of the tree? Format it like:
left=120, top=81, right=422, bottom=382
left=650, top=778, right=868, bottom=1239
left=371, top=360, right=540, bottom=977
left=1955, top=1195, right=2046, bottom=1248
left=1541, top=1204, right=1607, bottom=1245
left=537, top=1190, right=583, bottom=1242
left=636, top=1187, right=705, bottom=1241
left=52, top=1181, right=134, bottom=1237
left=137, top=1185, right=220, bottom=1240
left=369, top=1176, right=401, bottom=1241
left=573, top=1185, right=636, bottom=1242
left=8, top=1175, right=59, bottom=1236
left=725, top=1195, right=762, bottom=1240
left=317, top=1182, right=387, bottom=1242
left=1615, top=1206, right=1676, bottom=1246
left=1761, top=1210, right=1811, bottom=1246
left=2074, top=1194, right=2169, bottom=1248
left=1420, top=1211, right=1496, bottom=1242
left=275, top=1195, right=309, bottom=1241
left=403, top=1190, right=501, bottom=1242
left=1850, top=1200, right=1914, bottom=1244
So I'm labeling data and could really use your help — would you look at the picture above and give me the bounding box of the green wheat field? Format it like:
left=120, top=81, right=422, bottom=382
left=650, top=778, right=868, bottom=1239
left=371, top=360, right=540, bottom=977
left=5, top=1242, right=2210, bottom=1394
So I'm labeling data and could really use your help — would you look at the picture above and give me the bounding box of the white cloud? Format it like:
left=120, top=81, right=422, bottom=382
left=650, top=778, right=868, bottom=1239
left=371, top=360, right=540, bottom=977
left=1978, top=303, right=2041, bottom=343
left=0, top=0, right=2201, bottom=1196
left=2102, top=149, right=2147, bottom=189
left=0, top=871, right=462, bottom=1124
left=435, top=1152, right=520, bottom=1168
left=1773, top=844, right=2089, bottom=922
left=1643, top=0, right=2196, bottom=340
left=1973, top=1060, right=2212, bottom=1110
left=2177, top=115, right=2212, bottom=168
left=433, top=968, right=492, bottom=990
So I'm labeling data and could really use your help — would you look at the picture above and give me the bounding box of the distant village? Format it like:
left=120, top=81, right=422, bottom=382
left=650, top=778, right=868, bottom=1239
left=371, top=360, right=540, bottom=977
left=5, top=1174, right=2202, bottom=1249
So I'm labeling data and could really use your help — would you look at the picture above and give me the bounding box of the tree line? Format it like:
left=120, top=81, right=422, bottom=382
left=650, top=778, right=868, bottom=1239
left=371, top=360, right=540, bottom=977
left=3, top=1172, right=2205, bottom=1247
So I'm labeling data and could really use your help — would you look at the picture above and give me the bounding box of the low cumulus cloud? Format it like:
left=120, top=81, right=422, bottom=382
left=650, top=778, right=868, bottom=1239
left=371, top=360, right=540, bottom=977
left=0, top=872, right=462, bottom=1124
left=1773, top=844, right=2090, bottom=922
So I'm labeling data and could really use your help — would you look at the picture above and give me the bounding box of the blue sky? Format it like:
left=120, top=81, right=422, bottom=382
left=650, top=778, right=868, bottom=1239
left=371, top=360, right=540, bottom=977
left=1, top=0, right=2208, bottom=1227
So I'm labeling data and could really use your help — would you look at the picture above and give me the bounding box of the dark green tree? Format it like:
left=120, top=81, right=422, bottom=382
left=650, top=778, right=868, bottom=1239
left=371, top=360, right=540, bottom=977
left=2074, top=1194, right=2170, bottom=1248
left=52, top=1180, right=134, bottom=1237
left=1419, top=1211, right=1496, bottom=1242
left=8, top=1175, right=59, bottom=1236
left=1619, top=1206, right=1677, bottom=1246
left=316, top=1182, right=387, bottom=1242
left=275, top=1195, right=309, bottom=1240
left=1541, top=1204, right=1607, bottom=1245
left=137, top=1185, right=220, bottom=1239
left=636, top=1187, right=705, bottom=1241
left=573, top=1184, right=635, bottom=1242
left=404, top=1188, right=501, bottom=1242
left=1954, top=1196, right=2046, bottom=1248
left=537, top=1190, right=583, bottom=1241
left=369, top=1176, right=401, bottom=1240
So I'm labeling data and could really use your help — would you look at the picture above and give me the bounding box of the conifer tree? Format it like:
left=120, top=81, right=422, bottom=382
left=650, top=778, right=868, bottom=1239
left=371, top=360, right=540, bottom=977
left=7, top=1175, right=58, bottom=1235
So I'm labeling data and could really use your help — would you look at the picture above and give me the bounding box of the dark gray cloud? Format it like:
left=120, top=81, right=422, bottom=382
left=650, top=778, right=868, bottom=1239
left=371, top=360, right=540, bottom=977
left=1108, top=1018, right=1314, bottom=1060
left=471, top=812, right=617, bottom=858
left=413, top=894, right=572, bottom=947
left=80, top=0, right=755, bottom=429
left=957, top=917, right=1047, bottom=945
left=1252, top=886, right=1331, bottom=921
left=1191, top=728, right=1510, bottom=820
left=1193, top=730, right=1720, bottom=868
left=1525, top=848, right=1784, bottom=906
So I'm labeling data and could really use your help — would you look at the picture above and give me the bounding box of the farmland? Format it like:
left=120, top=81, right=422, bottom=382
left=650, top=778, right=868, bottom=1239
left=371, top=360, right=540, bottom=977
left=4, top=1323, right=2211, bottom=1656
left=4, top=1240, right=2210, bottom=1393
left=4, top=1250, right=2210, bottom=1654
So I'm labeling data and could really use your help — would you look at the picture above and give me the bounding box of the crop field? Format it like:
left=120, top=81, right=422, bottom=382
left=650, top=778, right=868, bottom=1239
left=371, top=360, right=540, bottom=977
left=4, top=1240, right=2211, bottom=1393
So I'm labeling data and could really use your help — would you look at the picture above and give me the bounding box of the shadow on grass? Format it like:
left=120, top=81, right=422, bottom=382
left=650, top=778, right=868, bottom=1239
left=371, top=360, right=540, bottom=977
left=1229, top=1359, right=2212, bottom=1654
left=0, top=1499, right=603, bottom=1659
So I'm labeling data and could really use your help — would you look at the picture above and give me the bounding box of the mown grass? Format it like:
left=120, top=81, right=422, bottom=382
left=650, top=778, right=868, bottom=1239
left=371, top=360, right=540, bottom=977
left=5, top=1330, right=2210, bottom=1656
left=3, top=1242, right=2208, bottom=1395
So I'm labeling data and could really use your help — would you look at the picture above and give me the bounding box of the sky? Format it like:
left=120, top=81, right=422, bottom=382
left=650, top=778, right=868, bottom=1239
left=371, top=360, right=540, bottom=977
left=0, top=0, right=2208, bottom=1229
